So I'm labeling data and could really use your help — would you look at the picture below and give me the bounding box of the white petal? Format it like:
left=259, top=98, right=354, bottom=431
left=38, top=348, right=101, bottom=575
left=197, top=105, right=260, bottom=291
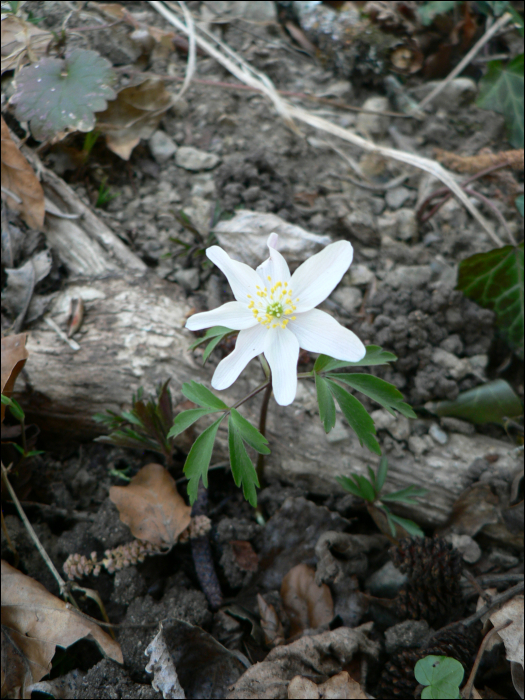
left=289, top=308, right=365, bottom=362
left=186, top=302, right=257, bottom=331
left=206, top=246, right=263, bottom=302
left=290, top=241, right=353, bottom=312
left=256, top=234, right=291, bottom=285
left=212, top=324, right=267, bottom=390
left=263, top=327, right=299, bottom=406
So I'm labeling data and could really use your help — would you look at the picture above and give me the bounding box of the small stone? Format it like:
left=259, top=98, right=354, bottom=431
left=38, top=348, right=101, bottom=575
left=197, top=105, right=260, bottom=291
left=176, top=146, right=220, bottom=171
left=411, top=77, right=478, bottom=109
left=370, top=196, right=386, bottom=215
left=432, top=348, right=472, bottom=380
left=347, top=264, right=375, bottom=286
left=148, top=131, right=177, bottom=163
left=357, top=96, right=390, bottom=137
left=342, top=210, right=378, bottom=246
left=470, top=354, right=489, bottom=377
left=366, top=561, right=407, bottom=598
left=385, top=265, right=432, bottom=289
left=173, top=268, right=200, bottom=291
left=385, top=620, right=430, bottom=654
left=371, top=409, right=396, bottom=432
left=377, top=211, right=398, bottom=239
left=429, top=423, right=448, bottom=445
left=395, top=208, right=417, bottom=241
left=326, top=418, right=350, bottom=444
left=440, top=417, right=475, bottom=436
left=391, top=416, right=411, bottom=441
left=445, top=534, right=481, bottom=564
left=385, top=186, right=411, bottom=210
left=408, top=435, right=431, bottom=457
left=332, top=286, right=362, bottom=314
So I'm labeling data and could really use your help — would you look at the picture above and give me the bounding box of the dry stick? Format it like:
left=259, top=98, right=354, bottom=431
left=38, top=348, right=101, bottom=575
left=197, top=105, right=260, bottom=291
left=416, top=12, right=513, bottom=112
left=1, top=462, right=79, bottom=609
left=462, top=620, right=512, bottom=699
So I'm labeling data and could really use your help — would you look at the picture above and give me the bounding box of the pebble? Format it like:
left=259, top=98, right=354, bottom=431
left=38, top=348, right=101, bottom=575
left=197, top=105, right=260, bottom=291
left=366, top=561, right=407, bottom=598
left=385, top=620, right=430, bottom=654
left=440, top=417, right=475, bottom=436
left=408, top=435, right=433, bottom=457
left=175, top=146, right=220, bottom=171
left=173, top=268, right=200, bottom=291
left=357, top=96, right=390, bottom=137
left=148, top=131, right=177, bottom=163
left=445, top=534, right=481, bottom=564
left=332, top=286, right=363, bottom=314
left=411, top=77, right=478, bottom=109
left=325, top=418, right=350, bottom=444
left=371, top=410, right=411, bottom=441
left=385, top=186, right=411, bottom=210
left=395, top=208, right=417, bottom=241
left=342, top=209, right=378, bottom=246
left=347, top=263, right=375, bottom=286
left=385, top=265, right=432, bottom=289
left=429, top=423, right=448, bottom=445
left=432, top=348, right=472, bottom=380
left=377, top=212, right=397, bottom=239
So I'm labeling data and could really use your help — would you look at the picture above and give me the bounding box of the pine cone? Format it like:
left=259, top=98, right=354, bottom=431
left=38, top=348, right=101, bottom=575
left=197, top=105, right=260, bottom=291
left=391, top=537, right=463, bottom=625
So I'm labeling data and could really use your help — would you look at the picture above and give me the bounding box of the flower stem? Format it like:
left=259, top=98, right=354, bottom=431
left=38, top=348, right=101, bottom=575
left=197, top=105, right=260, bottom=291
left=256, top=381, right=273, bottom=485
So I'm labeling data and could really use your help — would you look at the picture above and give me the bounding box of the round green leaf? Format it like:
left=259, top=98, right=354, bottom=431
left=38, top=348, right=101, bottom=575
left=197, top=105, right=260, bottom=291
left=415, top=656, right=464, bottom=699
left=11, top=49, right=116, bottom=141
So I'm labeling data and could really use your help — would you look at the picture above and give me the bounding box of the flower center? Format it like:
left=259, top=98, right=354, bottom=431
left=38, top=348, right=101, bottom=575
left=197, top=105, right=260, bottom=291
left=247, top=276, right=299, bottom=329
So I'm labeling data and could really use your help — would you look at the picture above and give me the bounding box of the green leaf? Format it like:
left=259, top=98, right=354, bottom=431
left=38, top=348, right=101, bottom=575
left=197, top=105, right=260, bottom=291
left=1, top=395, right=25, bottom=422
left=517, top=195, right=524, bottom=217
left=328, top=373, right=416, bottom=419
left=189, top=326, right=234, bottom=351
left=120, top=411, right=144, bottom=427
left=352, top=474, right=376, bottom=502
left=508, top=5, right=524, bottom=36
left=376, top=456, right=389, bottom=493
left=181, top=380, right=229, bottom=410
left=417, top=1, right=457, bottom=25
left=228, top=418, right=260, bottom=507
left=367, top=465, right=377, bottom=491
left=415, top=656, right=464, bottom=700
left=384, top=510, right=425, bottom=538
left=167, top=408, right=219, bottom=440
left=336, top=475, right=368, bottom=499
left=201, top=335, right=225, bottom=365
left=477, top=55, right=524, bottom=148
left=184, top=417, right=223, bottom=504
left=11, top=49, right=116, bottom=141
left=426, top=379, right=522, bottom=425
left=229, top=408, right=270, bottom=454
left=326, top=380, right=381, bottom=455
left=315, top=374, right=336, bottom=433
left=314, top=346, right=397, bottom=373
left=381, top=485, right=428, bottom=504
left=457, top=243, right=524, bottom=358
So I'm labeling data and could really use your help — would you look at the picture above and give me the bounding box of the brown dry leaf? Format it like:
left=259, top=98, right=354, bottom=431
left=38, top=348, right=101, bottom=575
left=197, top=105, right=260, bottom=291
left=434, top=147, right=524, bottom=173
left=257, top=594, right=285, bottom=648
left=1, top=560, right=122, bottom=699
left=231, top=540, right=259, bottom=572
left=1, top=333, right=28, bottom=422
left=281, top=563, right=334, bottom=638
left=1, top=15, right=51, bottom=74
left=489, top=595, right=524, bottom=669
left=288, top=671, right=367, bottom=699
left=109, top=463, right=191, bottom=548
left=96, top=79, right=174, bottom=160
left=1, top=117, right=45, bottom=229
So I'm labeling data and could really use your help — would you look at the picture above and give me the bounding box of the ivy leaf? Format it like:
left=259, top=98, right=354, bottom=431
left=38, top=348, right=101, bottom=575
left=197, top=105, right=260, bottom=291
left=327, top=373, right=416, bottom=419
left=326, top=380, right=381, bottom=455
left=477, top=54, right=524, bottom=148
left=457, top=243, right=524, bottom=358
left=229, top=408, right=270, bottom=455
left=314, top=345, right=397, bottom=373
left=167, top=408, right=220, bottom=440
left=184, top=417, right=223, bottom=504
left=228, top=418, right=260, bottom=507
left=425, top=379, right=522, bottom=425
left=11, top=49, right=116, bottom=141
left=315, top=374, right=336, bottom=433
left=181, top=381, right=229, bottom=410
left=415, top=656, right=464, bottom=700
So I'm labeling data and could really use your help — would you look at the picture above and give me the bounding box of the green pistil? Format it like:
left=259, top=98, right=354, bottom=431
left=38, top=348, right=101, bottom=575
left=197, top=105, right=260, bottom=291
left=267, top=302, right=284, bottom=318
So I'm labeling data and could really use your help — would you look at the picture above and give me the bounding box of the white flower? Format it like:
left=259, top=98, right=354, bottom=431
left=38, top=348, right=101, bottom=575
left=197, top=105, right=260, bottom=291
left=186, top=234, right=366, bottom=406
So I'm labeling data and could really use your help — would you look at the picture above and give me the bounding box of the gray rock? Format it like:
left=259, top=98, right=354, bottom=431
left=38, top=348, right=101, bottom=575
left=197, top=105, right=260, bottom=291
left=412, top=77, right=478, bottom=109
left=366, top=561, right=407, bottom=598
left=213, top=210, right=331, bottom=268
left=377, top=211, right=397, bottom=239
left=174, top=268, right=200, bottom=291
left=385, top=265, right=432, bottom=289
left=432, top=348, right=472, bottom=380
left=148, top=131, right=177, bottom=163
left=326, top=418, right=351, bottom=444
left=429, top=423, right=448, bottom=445
left=332, top=286, right=363, bottom=314
left=342, top=209, right=378, bottom=245
left=440, top=417, right=475, bottom=436
left=347, top=263, right=375, bottom=286
left=372, top=410, right=411, bottom=441
left=385, top=620, right=430, bottom=654
left=408, top=435, right=433, bottom=457
left=176, top=146, right=220, bottom=171
left=385, top=186, right=411, bottom=210
left=357, top=96, right=390, bottom=137
left=445, top=534, right=481, bottom=564
left=396, top=208, right=418, bottom=241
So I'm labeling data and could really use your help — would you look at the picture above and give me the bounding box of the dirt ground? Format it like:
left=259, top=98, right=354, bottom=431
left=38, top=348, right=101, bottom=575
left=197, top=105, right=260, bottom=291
left=1, top=1, right=523, bottom=698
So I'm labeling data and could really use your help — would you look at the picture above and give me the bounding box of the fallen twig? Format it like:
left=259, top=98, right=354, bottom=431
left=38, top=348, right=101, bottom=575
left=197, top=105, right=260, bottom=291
left=462, top=620, right=512, bottom=699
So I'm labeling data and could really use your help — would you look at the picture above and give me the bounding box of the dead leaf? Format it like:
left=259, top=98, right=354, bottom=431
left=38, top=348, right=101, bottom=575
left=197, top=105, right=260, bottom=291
left=96, top=79, right=174, bottom=160
left=434, top=148, right=524, bottom=173
left=3, top=249, right=53, bottom=331
left=1, top=116, right=45, bottom=229
left=257, top=594, right=285, bottom=648
left=1, top=15, right=51, bottom=74
left=231, top=540, right=259, bottom=572
left=281, top=564, right=334, bottom=638
left=145, top=624, right=185, bottom=699
left=288, top=671, right=368, bottom=699
left=109, top=463, right=191, bottom=548
left=489, top=595, right=524, bottom=668
left=1, top=560, right=122, bottom=699
left=1, top=333, right=28, bottom=422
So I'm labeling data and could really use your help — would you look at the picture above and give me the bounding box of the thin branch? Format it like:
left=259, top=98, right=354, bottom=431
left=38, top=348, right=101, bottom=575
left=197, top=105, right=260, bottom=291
left=462, top=620, right=512, bottom=699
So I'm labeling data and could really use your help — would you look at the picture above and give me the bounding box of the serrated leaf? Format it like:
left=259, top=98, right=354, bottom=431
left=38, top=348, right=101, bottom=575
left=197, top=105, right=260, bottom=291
left=386, top=511, right=425, bottom=538
left=477, top=55, right=524, bottom=148
left=229, top=408, right=270, bottom=454
left=228, top=419, right=259, bottom=507
left=367, top=465, right=377, bottom=491
left=336, top=475, right=367, bottom=499
left=457, top=243, right=524, bottom=358
left=184, top=417, right=223, bottom=504
left=201, top=335, right=226, bottom=365
left=314, top=346, right=397, bottom=373
left=426, top=379, right=522, bottom=425
left=189, top=326, right=234, bottom=351
left=10, top=49, right=116, bottom=141
left=381, top=485, right=427, bottom=503
left=376, top=456, right=389, bottom=493
left=328, top=373, right=416, bottom=419
left=415, top=656, right=464, bottom=700
left=352, top=474, right=376, bottom=502
left=120, top=410, right=143, bottom=427
left=326, top=380, right=381, bottom=455
left=315, top=374, right=336, bottom=433
left=181, top=380, right=228, bottom=410
left=167, top=408, right=219, bottom=440
left=417, top=1, right=457, bottom=25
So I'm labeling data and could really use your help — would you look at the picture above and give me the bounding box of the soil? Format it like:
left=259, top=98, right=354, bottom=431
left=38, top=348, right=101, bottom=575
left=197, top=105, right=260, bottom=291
left=1, top=1, right=523, bottom=698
